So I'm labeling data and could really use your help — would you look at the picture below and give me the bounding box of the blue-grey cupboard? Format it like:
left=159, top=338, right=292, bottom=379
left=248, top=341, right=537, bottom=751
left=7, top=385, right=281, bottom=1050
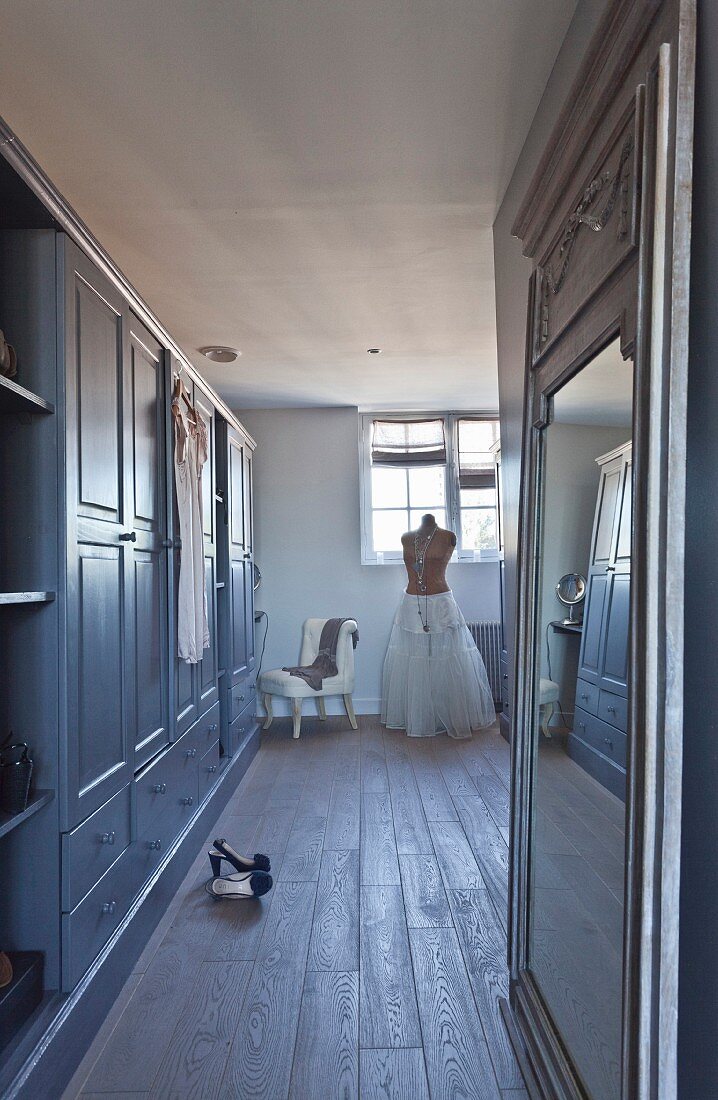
left=0, top=130, right=258, bottom=1096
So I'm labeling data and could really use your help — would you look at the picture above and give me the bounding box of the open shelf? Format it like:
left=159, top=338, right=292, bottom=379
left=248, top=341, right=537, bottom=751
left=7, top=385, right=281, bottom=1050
left=550, top=619, right=583, bottom=635
left=0, top=376, right=54, bottom=417
left=0, top=592, right=56, bottom=606
left=0, top=789, right=54, bottom=840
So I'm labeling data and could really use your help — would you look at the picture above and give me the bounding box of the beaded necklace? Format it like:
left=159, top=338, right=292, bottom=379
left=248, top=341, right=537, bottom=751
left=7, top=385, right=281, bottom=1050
left=414, top=525, right=437, bottom=632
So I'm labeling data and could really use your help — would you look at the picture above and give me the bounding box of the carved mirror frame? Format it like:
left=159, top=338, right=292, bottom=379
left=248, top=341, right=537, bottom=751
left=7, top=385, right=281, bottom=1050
left=503, top=2, right=695, bottom=1098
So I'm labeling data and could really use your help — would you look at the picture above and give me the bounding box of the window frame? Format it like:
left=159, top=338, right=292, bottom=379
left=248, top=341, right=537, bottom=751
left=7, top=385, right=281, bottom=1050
left=359, top=411, right=500, bottom=565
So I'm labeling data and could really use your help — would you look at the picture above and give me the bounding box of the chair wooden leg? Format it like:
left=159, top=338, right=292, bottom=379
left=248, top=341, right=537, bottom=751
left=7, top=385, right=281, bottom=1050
left=317, top=696, right=327, bottom=720
left=343, top=693, right=358, bottom=730
left=292, top=698, right=302, bottom=739
left=263, top=693, right=274, bottom=730
left=540, top=702, right=553, bottom=739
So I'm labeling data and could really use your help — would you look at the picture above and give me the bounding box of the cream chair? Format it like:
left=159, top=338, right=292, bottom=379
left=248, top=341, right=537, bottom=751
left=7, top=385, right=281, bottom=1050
left=260, top=618, right=358, bottom=739
left=539, top=677, right=560, bottom=737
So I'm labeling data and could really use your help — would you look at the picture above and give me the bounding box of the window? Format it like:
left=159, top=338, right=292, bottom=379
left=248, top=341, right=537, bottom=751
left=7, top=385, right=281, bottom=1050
left=359, top=413, right=500, bottom=564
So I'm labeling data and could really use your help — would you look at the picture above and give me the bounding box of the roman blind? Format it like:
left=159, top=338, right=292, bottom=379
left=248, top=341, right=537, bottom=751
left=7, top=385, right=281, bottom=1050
left=371, top=418, right=447, bottom=467
left=457, top=418, right=498, bottom=489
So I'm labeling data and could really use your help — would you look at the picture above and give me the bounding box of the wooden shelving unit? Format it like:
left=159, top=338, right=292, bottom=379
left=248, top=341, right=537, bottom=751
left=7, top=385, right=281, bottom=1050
left=0, top=592, right=56, bottom=606
left=0, top=375, right=54, bottom=417
left=0, top=790, right=54, bottom=840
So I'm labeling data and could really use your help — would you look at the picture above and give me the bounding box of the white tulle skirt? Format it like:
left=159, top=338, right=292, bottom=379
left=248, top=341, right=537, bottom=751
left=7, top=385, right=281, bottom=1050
left=381, top=590, right=496, bottom=739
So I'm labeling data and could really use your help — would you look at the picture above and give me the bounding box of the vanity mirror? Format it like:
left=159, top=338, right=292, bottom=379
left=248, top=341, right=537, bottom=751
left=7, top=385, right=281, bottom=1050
left=554, top=573, right=586, bottom=625
left=502, top=3, right=695, bottom=1099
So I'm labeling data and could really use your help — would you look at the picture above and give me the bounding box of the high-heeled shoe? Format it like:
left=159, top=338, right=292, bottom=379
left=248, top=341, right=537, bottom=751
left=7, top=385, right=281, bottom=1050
left=209, top=837, right=271, bottom=877
left=205, top=870, right=273, bottom=899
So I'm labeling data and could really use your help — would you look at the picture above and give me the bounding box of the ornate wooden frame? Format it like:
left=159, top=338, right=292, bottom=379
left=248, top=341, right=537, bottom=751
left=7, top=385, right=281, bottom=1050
left=503, top=2, right=695, bottom=1098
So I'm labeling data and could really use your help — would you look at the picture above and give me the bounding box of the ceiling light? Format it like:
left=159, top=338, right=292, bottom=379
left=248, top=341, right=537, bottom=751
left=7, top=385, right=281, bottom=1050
left=198, top=346, right=240, bottom=363
left=367, top=348, right=382, bottom=354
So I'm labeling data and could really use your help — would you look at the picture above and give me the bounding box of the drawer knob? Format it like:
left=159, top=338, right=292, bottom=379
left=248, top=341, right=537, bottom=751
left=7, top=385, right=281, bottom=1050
left=238, top=694, right=245, bottom=703
left=152, top=782, right=167, bottom=794
left=102, top=900, right=117, bottom=915
left=606, top=705, right=616, bottom=713
left=604, top=737, right=614, bottom=749
left=579, top=722, right=586, bottom=730
left=148, top=839, right=162, bottom=851
left=580, top=693, right=588, bottom=700
left=100, top=830, right=116, bottom=845
left=209, top=723, right=218, bottom=732
left=503, top=674, right=508, bottom=681
left=184, top=747, right=197, bottom=758
left=182, top=796, right=194, bottom=806
left=207, top=764, right=217, bottom=774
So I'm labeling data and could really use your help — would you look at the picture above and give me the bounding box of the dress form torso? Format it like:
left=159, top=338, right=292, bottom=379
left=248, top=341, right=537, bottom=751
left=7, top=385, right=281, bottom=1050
left=402, top=520, right=455, bottom=595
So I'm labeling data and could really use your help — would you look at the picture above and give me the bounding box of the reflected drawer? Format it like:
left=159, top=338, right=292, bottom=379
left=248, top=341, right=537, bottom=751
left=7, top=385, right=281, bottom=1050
left=193, top=700, right=221, bottom=758
left=231, top=680, right=256, bottom=723
left=62, top=849, right=134, bottom=991
left=575, top=678, right=599, bottom=716
left=574, top=707, right=627, bottom=768
left=62, top=784, right=132, bottom=911
left=227, top=700, right=257, bottom=757
left=135, top=743, right=181, bottom=837
left=597, top=689, right=628, bottom=733
left=199, top=740, right=221, bottom=803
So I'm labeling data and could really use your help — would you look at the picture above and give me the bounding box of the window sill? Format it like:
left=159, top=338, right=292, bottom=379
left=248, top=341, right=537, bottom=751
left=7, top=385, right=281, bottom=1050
left=361, top=554, right=499, bottom=566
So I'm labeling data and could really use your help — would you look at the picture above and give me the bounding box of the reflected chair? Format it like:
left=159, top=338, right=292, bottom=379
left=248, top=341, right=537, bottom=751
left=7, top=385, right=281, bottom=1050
left=260, top=617, right=358, bottom=740
left=539, top=677, right=559, bottom=737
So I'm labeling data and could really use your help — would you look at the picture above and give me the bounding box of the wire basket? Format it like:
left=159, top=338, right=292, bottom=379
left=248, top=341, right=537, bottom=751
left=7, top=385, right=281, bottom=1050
left=0, top=743, right=33, bottom=815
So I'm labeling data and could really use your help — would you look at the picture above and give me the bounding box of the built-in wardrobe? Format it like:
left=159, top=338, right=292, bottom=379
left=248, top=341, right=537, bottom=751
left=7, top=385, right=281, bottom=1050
left=0, top=133, right=258, bottom=1097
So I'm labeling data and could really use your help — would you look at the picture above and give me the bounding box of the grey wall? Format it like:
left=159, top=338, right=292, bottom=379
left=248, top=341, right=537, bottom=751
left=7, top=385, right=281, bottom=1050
left=240, top=406, right=501, bottom=715
left=491, top=0, right=606, bottom=721
left=540, top=423, right=628, bottom=724
left=679, top=1, right=718, bottom=1095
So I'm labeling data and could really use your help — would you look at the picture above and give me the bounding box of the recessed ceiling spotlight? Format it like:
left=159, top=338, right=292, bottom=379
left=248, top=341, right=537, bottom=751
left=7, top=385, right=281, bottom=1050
left=198, top=346, right=240, bottom=363
left=367, top=348, right=382, bottom=354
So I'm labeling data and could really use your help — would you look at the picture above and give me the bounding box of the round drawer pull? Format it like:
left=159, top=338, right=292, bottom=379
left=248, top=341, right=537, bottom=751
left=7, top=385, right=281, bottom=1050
left=148, top=839, right=162, bottom=851
left=208, top=723, right=218, bottom=732
left=152, top=782, right=167, bottom=794
left=102, top=900, right=117, bottom=916
left=603, top=737, right=614, bottom=749
left=184, top=747, right=197, bottom=758
left=100, top=830, right=116, bottom=845
left=578, top=722, right=586, bottom=730
left=606, top=705, right=616, bottom=713
left=182, top=796, right=194, bottom=806
left=238, top=694, right=245, bottom=703
left=206, top=764, right=217, bottom=774
left=580, top=693, right=589, bottom=700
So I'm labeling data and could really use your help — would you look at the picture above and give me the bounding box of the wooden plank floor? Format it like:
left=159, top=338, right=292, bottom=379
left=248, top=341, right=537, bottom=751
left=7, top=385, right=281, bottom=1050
left=67, top=715, right=533, bottom=1099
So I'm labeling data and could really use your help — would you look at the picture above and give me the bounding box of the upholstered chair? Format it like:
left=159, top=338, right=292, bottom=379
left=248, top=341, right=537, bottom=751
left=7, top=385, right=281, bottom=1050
left=260, top=617, right=358, bottom=739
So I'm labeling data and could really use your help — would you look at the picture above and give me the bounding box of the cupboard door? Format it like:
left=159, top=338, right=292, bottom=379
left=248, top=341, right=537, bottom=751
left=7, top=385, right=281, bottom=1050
left=128, top=318, right=170, bottom=769
left=590, top=456, right=622, bottom=568
left=195, top=387, right=219, bottom=713
left=614, top=455, right=632, bottom=570
left=599, top=572, right=630, bottom=698
left=228, top=431, right=251, bottom=687
left=243, top=445, right=256, bottom=679
left=577, top=571, right=609, bottom=685
left=63, top=239, right=132, bottom=827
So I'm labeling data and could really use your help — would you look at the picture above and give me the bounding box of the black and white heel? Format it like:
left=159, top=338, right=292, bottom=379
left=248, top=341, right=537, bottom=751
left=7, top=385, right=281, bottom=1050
left=209, top=837, right=271, bottom=876
left=205, top=870, right=273, bottom=899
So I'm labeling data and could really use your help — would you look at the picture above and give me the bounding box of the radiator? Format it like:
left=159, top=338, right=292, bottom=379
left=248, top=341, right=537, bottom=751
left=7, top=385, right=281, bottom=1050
left=467, top=620, right=502, bottom=706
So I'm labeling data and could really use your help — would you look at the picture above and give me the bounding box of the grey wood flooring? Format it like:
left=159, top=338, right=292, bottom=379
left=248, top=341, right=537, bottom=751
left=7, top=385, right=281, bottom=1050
left=66, top=716, right=540, bottom=1099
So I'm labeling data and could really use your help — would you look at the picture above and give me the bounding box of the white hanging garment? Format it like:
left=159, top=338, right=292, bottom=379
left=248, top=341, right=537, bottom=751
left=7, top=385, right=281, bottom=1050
left=172, top=389, right=210, bottom=663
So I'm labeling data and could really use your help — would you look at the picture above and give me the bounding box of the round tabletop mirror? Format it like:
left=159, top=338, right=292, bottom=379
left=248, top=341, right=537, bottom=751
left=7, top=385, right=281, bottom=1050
left=555, top=572, right=586, bottom=624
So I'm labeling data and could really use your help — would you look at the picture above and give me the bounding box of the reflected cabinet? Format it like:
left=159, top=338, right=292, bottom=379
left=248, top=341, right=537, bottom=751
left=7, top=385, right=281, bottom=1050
left=503, top=2, right=695, bottom=1099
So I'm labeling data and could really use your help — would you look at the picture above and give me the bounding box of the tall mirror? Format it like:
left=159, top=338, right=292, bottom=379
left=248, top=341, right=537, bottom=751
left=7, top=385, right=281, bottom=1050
left=529, top=339, right=633, bottom=1100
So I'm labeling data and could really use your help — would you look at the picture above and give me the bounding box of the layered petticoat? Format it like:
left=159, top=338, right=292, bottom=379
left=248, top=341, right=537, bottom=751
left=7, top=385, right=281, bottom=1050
left=381, top=589, right=496, bottom=739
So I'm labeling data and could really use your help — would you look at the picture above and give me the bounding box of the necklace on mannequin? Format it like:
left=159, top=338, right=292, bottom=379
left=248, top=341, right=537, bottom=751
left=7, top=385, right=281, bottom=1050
left=414, top=524, right=437, bottom=632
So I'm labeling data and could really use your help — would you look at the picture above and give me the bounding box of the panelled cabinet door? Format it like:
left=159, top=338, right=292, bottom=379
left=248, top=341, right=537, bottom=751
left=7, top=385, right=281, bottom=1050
left=62, top=238, right=133, bottom=827
left=226, top=428, right=254, bottom=688
left=194, top=386, right=219, bottom=713
left=590, top=455, right=623, bottom=568
left=577, top=571, right=610, bottom=685
left=242, top=444, right=256, bottom=678
left=128, top=317, right=170, bottom=769
left=599, top=573, right=631, bottom=697
left=614, top=454, right=633, bottom=571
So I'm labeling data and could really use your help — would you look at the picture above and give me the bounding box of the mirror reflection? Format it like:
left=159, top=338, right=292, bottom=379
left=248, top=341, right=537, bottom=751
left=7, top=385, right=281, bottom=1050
left=529, top=339, right=632, bottom=1100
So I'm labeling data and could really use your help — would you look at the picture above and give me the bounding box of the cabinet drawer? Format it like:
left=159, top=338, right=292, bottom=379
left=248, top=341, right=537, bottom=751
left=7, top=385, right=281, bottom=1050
left=199, top=740, right=221, bottom=803
left=597, top=689, right=628, bottom=733
left=574, top=707, right=627, bottom=768
left=62, top=785, right=132, bottom=912
left=135, top=744, right=181, bottom=837
left=575, top=679, right=599, bottom=716
left=62, top=849, right=134, bottom=991
left=131, top=795, right=194, bottom=894
left=230, top=681, right=255, bottom=723
left=227, top=700, right=256, bottom=756
left=193, top=700, right=221, bottom=757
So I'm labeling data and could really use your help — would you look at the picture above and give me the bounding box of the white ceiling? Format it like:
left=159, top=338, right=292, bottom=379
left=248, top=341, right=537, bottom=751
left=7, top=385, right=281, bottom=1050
left=0, top=0, right=576, bottom=410
left=553, top=340, right=634, bottom=427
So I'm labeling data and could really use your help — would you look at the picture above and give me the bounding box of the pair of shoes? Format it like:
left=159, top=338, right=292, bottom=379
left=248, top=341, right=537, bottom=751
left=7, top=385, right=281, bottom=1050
left=208, top=837, right=271, bottom=877
left=206, top=837, right=273, bottom=900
